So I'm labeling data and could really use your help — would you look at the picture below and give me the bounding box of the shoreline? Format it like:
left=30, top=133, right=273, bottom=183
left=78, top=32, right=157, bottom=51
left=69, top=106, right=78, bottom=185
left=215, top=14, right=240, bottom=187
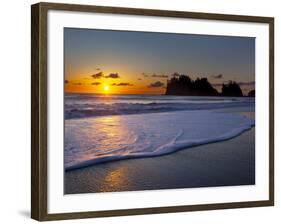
left=65, top=108, right=255, bottom=194
left=65, top=107, right=254, bottom=171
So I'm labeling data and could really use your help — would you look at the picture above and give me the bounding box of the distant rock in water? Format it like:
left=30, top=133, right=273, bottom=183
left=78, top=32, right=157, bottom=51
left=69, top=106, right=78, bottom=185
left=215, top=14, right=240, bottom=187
left=165, top=74, right=219, bottom=96
left=248, top=90, right=255, bottom=97
left=221, top=81, right=243, bottom=97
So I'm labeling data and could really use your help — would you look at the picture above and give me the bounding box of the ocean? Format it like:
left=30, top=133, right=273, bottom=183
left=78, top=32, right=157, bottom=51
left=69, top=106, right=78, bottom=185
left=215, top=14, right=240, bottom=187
left=64, top=94, right=255, bottom=171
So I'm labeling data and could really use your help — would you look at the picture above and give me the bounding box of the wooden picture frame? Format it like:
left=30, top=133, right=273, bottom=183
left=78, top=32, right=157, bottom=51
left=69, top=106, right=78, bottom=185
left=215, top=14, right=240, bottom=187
left=31, top=2, right=274, bottom=221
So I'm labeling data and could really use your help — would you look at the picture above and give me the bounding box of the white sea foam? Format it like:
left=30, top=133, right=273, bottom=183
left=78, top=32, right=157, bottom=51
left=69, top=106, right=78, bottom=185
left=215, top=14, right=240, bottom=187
left=65, top=110, right=254, bottom=171
left=65, top=94, right=255, bottom=119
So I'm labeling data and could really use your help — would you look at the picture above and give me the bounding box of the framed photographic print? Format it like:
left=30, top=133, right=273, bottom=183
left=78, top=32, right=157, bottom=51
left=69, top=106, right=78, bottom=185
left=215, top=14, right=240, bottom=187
left=31, top=2, right=274, bottom=221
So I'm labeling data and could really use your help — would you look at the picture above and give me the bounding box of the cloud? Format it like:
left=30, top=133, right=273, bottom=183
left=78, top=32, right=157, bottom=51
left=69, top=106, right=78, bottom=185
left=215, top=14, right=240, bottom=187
left=151, top=74, right=168, bottom=78
left=91, top=72, right=104, bottom=79
left=138, top=78, right=142, bottom=81
left=142, top=72, right=149, bottom=77
left=237, top=81, right=255, bottom=86
left=111, top=82, right=133, bottom=86
left=74, top=82, right=82, bottom=85
left=91, top=82, right=101, bottom=85
left=212, top=81, right=255, bottom=87
left=96, top=68, right=101, bottom=71
left=105, top=73, right=120, bottom=78
left=65, top=80, right=69, bottom=84
left=148, top=81, right=165, bottom=88
left=211, top=74, right=223, bottom=79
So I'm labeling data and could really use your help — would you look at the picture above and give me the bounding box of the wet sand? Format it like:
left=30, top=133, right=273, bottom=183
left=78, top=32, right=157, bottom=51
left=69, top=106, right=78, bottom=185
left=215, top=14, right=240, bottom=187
left=65, top=110, right=255, bottom=194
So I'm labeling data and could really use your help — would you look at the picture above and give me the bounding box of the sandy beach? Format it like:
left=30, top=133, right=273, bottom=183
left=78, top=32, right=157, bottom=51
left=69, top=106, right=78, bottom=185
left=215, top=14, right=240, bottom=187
left=64, top=108, right=255, bottom=194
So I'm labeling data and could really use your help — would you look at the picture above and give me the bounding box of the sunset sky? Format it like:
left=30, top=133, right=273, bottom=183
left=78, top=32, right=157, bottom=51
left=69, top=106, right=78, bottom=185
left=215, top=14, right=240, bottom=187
left=64, top=28, right=255, bottom=95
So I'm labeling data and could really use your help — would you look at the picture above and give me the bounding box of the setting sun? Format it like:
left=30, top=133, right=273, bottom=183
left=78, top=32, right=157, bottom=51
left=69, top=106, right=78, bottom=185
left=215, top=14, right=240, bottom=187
left=103, top=85, right=110, bottom=92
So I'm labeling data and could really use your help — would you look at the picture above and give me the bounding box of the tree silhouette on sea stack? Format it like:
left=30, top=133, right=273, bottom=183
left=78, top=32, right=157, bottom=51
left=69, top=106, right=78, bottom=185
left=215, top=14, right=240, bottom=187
left=165, top=74, right=244, bottom=97
left=221, top=81, right=243, bottom=97
left=165, top=73, right=219, bottom=96
left=248, top=89, right=255, bottom=97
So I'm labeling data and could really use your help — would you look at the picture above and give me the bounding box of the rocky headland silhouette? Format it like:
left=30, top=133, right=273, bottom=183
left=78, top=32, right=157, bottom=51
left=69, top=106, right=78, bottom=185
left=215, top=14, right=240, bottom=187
left=165, top=73, right=251, bottom=97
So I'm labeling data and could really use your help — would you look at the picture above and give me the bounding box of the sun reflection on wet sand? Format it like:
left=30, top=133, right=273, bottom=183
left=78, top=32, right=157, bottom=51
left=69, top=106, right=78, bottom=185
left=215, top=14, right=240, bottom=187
left=99, top=166, right=130, bottom=191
